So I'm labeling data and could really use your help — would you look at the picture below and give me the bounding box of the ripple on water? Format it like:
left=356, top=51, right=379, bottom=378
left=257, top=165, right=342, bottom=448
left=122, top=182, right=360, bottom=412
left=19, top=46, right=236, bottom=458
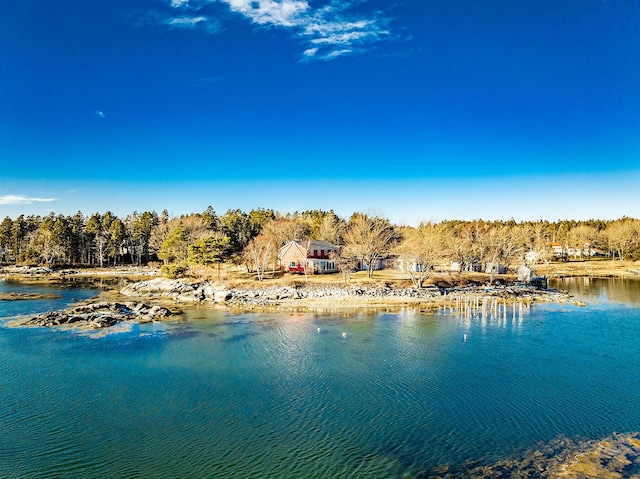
left=2, top=282, right=640, bottom=478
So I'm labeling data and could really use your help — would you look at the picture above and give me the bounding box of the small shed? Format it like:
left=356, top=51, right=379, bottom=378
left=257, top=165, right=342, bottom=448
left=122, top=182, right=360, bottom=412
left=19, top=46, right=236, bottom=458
left=451, top=261, right=482, bottom=273
left=485, top=262, right=507, bottom=275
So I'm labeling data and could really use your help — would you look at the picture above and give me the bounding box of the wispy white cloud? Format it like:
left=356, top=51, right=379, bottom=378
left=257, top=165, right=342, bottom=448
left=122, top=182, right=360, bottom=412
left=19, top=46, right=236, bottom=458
left=303, top=47, right=318, bottom=57
left=310, top=31, right=375, bottom=45
left=322, top=48, right=352, bottom=60
left=225, top=0, right=309, bottom=27
left=167, top=15, right=207, bottom=26
left=164, top=15, right=222, bottom=33
left=0, top=195, right=56, bottom=205
left=157, top=0, right=393, bottom=60
left=165, top=15, right=205, bottom=27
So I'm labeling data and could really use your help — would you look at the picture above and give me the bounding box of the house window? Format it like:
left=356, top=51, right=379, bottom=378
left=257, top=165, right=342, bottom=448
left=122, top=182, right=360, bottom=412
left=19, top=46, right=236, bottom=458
left=289, top=261, right=297, bottom=267
left=321, top=249, right=325, bottom=256
left=313, top=250, right=318, bottom=257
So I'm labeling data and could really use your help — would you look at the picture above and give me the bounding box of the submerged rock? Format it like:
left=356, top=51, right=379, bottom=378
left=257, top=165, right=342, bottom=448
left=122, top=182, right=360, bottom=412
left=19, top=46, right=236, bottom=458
left=8, top=301, right=175, bottom=330
left=434, top=432, right=640, bottom=479
left=0, top=292, right=62, bottom=301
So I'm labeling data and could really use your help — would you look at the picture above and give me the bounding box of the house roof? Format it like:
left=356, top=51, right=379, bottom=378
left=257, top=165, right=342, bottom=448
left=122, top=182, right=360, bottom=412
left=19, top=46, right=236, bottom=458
left=291, top=240, right=339, bottom=250
left=278, top=240, right=340, bottom=259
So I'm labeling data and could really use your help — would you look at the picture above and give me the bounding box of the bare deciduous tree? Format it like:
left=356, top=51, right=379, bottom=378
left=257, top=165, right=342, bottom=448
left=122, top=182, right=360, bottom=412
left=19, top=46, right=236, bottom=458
left=261, top=218, right=310, bottom=248
left=244, top=233, right=279, bottom=281
left=567, top=224, right=601, bottom=260
left=343, top=213, right=395, bottom=278
left=606, top=219, right=640, bottom=261
left=330, top=250, right=357, bottom=284
left=442, top=222, right=480, bottom=272
left=395, top=223, right=445, bottom=288
left=484, top=225, right=525, bottom=282
left=313, top=214, right=345, bottom=245
left=522, top=222, right=554, bottom=266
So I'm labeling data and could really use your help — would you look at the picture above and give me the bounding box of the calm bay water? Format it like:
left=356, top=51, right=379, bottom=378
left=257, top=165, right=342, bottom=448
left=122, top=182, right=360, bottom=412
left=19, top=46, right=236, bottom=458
left=1, top=278, right=639, bottom=477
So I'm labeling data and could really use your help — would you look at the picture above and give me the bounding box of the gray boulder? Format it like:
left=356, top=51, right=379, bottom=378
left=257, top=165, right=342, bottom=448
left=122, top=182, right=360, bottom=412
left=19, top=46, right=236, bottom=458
left=214, top=290, right=233, bottom=303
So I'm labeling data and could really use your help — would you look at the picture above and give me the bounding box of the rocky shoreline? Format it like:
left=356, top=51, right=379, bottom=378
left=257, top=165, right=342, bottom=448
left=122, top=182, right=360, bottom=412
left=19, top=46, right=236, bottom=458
left=120, top=277, right=571, bottom=310
left=0, top=266, right=158, bottom=277
left=1, top=270, right=572, bottom=331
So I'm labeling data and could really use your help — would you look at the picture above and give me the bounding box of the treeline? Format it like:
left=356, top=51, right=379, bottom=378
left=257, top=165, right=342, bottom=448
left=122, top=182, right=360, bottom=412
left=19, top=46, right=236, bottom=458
left=0, top=207, right=339, bottom=269
left=1, top=208, right=639, bottom=283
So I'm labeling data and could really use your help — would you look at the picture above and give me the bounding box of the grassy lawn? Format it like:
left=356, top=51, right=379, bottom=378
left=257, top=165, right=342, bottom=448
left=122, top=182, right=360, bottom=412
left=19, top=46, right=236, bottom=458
left=211, top=258, right=640, bottom=288
left=5, top=258, right=639, bottom=287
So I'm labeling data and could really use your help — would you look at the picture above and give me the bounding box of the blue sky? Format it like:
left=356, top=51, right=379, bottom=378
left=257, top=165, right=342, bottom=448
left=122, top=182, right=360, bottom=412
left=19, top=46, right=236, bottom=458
left=1, top=0, right=639, bottom=224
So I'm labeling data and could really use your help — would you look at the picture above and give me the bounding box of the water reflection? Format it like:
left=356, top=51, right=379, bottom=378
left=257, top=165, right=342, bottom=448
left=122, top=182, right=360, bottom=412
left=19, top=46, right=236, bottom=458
left=552, top=277, right=640, bottom=306
left=2, top=281, right=640, bottom=477
left=0, top=280, right=99, bottom=319
left=439, top=295, right=530, bottom=333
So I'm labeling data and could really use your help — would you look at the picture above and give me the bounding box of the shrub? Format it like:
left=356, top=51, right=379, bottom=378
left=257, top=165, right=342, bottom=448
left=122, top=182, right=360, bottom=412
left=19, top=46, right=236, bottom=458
left=160, top=264, right=187, bottom=279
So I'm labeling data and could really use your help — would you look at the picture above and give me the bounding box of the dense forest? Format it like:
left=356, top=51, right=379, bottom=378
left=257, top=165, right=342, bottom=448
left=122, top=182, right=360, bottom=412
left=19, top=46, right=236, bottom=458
left=1, top=207, right=639, bottom=283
